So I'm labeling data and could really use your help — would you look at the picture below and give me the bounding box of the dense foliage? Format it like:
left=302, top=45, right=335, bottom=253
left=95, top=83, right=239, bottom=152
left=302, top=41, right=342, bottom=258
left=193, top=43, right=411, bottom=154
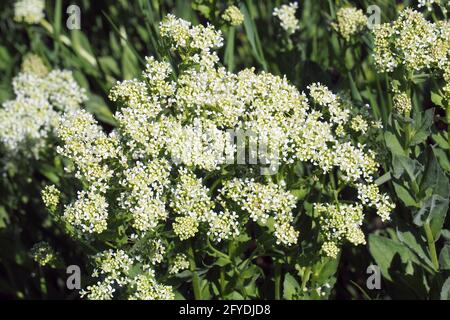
left=0, top=0, right=449, bottom=300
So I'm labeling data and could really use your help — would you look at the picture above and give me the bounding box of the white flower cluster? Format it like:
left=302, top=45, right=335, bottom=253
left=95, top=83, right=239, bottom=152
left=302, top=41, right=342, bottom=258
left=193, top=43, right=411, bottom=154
left=273, top=2, right=300, bottom=35
left=222, top=5, right=244, bottom=26
left=14, top=0, right=45, bottom=24
left=331, top=7, right=368, bottom=41
left=150, top=239, right=166, bottom=265
left=160, top=14, right=223, bottom=69
left=417, top=0, right=437, bottom=12
left=168, top=253, right=190, bottom=274
left=315, top=203, right=366, bottom=258
left=393, top=91, right=412, bottom=116
left=220, top=178, right=298, bottom=246
left=41, top=184, right=60, bottom=213
left=119, top=160, right=170, bottom=232
left=53, top=15, right=394, bottom=299
left=356, top=183, right=395, bottom=222
left=373, top=9, right=450, bottom=91
left=81, top=249, right=174, bottom=300
left=30, top=241, right=58, bottom=267
left=0, top=54, right=86, bottom=159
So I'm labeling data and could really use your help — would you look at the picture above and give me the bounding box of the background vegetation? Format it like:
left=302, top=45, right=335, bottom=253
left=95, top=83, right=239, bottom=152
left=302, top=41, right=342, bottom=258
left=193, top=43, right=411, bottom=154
left=0, top=0, right=449, bottom=299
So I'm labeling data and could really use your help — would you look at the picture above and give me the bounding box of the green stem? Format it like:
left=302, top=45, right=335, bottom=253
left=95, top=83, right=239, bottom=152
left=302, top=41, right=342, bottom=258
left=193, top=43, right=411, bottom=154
left=424, top=222, right=439, bottom=270
left=404, top=122, right=412, bottom=156
left=39, top=19, right=97, bottom=67
left=220, top=269, right=226, bottom=298
left=187, top=242, right=202, bottom=300
left=300, top=266, right=312, bottom=292
left=447, top=103, right=450, bottom=149
left=274, top=264, right=281, bottom=300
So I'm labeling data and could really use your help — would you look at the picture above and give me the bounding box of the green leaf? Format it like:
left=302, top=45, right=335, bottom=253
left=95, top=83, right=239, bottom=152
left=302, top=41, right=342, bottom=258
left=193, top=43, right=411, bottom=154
left=0, top=46, right=12, bottom=71
left=99, top=56, right=120, bottom=77
left=368, top=234, right=419, bottom=281
left=0, top=206, right=9, bottom=229
left=432, top=147, right=450, bottom=173
left=441, top=277, right=450, bottom=300
left=393, top=182, right=418, bottom=207
left=431, top=91, right=444, bottom=108
left=411, top=108, right=433, bottom=145
left=290, top=187, right=309, bottom=200
left=70, top=30, right=97, bottom=67
left=84, top=94, right=116, bottom=126
left=38, top=164, right=60, bottom=184
left=413, top=195, right=449, bottom=240
left=385, top=132, right=406, bottom=156
left=441, top=229, right=450, bottom=241
left=439, top=245, right=450, bottom=270
left=420, top=151, right=450, bottom=199
left=396, top=227, right=436, bottom=273
left=375, top=172, right=391, bottom=186
left=311, top=257, right=339, bottom=285
left=214, top=256, right=231, bottom=267
left=121, top=46, right=139, bottom=80
left=432, top=132, right=449, bottom=150
left=391, top=155, right=423, bottom=181
left=224, top=27, right=235, bottom=72
left=283, top=273, right=300, bottom=300
left=240, top=2, right=267, bottom=70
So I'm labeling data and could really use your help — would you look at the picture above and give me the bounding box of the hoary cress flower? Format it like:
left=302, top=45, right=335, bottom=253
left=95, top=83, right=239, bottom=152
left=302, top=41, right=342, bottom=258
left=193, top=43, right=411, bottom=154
left=222, top=5, right=244, bottom=26
left=373, top=9, right=450, bottom=99
left=52, top=15, right=394, bottom=299
left=14, top=0, right=45, bottom=24
left=331, top=7, right=368, bottom=42
left=30, top=241, right=59, bottom=267
left=273, top=2, right=300, bottom=35
left=0, top=54, right=86, bottom=159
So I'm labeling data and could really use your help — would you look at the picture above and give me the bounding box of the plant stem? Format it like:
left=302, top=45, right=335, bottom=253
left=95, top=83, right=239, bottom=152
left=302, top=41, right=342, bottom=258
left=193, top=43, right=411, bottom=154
left=300, top=266, right=312, bottom=292
left=447, top=103, right=450, bottom=149
left=424, top=222, right=439, bottom=270
left=274, top=264, right=281, bottom=300
left=220, top=269, right=226, bottom=298
left=404, top=122, right=411, bottom=156
left=39, top=19, right=98, bottom=67
left=187, top=242, right=202, bottom=300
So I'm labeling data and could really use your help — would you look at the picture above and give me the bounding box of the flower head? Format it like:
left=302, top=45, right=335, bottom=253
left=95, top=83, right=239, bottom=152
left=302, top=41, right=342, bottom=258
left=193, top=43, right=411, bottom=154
left=14, top=0, right=45, bottom=24
left=273, top=2, right=300, bottom=35
left=332, top=7, right=368, bottom=41
left=222, top=5, right=244, bottom=26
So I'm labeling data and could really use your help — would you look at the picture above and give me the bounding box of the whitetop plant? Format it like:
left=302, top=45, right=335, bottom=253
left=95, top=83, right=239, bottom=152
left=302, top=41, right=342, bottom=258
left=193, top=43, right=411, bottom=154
left=14, top=0, right=45, bottom=24
left=273, top=2, right=300, bottom=35
left=373, top=9, right=450, bottom=99
left=331, top=7, right=368, bottom=42
left=50, top=15, right=394, bottom=299
left=30, top=241, right=59, bottom=267
left=221, top=5, right=244, bottom=26
left=0, top=54, right=86, bottom=159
